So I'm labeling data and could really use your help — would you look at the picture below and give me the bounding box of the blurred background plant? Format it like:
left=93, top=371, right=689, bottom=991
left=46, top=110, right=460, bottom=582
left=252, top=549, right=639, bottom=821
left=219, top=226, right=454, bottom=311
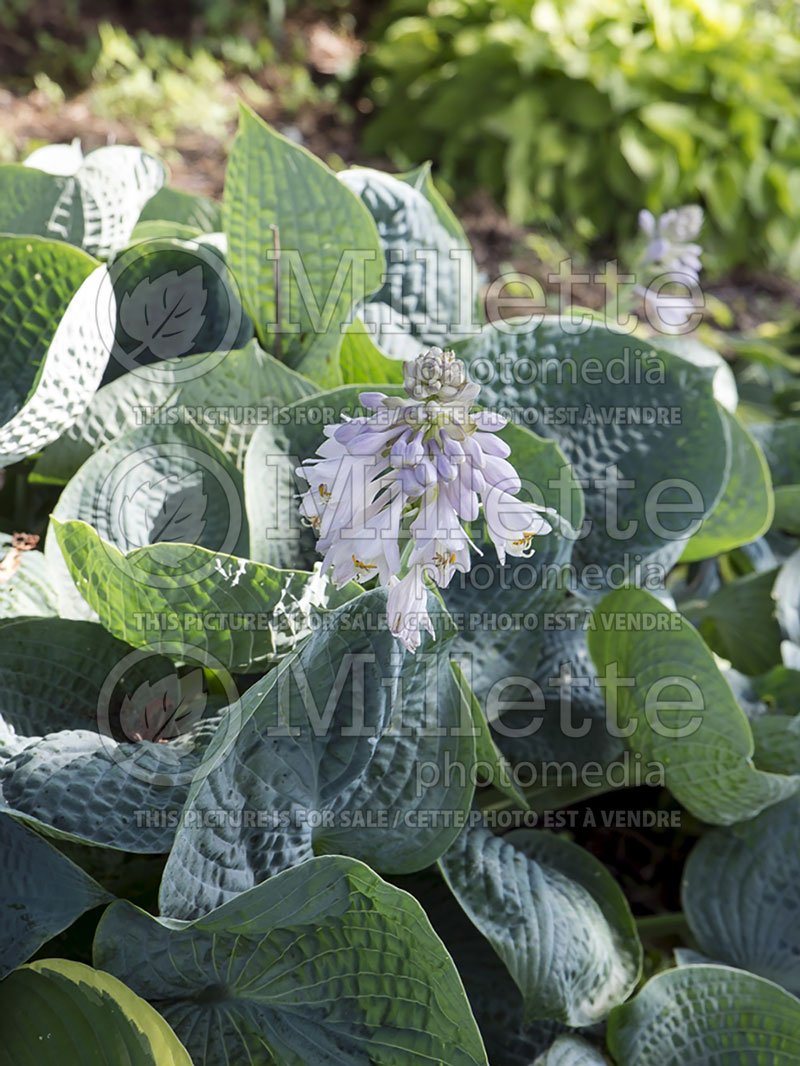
left=3, top=0, right=800, bottom=322
left=361, top=0, right=800, bottom=277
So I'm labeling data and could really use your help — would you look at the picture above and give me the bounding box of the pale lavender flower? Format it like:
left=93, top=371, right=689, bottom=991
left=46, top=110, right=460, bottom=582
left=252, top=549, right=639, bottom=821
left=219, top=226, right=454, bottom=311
left=639, top=205, right=704, bottom=281
left=297, top=346, right=554, bottom=653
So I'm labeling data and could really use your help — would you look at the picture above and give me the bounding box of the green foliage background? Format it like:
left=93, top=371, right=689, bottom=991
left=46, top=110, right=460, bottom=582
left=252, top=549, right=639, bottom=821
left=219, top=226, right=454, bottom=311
left=363, top=0, right=800, bottom=274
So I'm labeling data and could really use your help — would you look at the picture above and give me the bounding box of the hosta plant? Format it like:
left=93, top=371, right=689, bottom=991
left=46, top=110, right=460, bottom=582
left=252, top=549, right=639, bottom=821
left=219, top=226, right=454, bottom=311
left=1, top=105, right=800, bottom=1065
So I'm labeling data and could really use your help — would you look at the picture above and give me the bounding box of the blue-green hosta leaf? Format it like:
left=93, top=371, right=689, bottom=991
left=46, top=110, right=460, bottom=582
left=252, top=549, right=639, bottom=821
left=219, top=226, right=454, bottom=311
left=439, top=825, right=641, bottom=1025
left=454, top=319, right=729, bottom=594
left=32, top=339, right=317, bottom=483
left=0, top=814, right=110, bottom=977
left=159, top=589, right=475, bottom=919
left=681, top=407, right=773, bottom=562
left=655, top=336, right=738, bottom=413
left=51, top=518, right=359, bottom=671
left=443, top=419, right=583, bottom=704
left=533, top=1035, right=607, bottom=1065
left=0, top=960, right=192, bottom=1066
left=588, top=588, right=799, bottom=824
left=0, top=236, right=113, bottom=467
left=0, top=617, right=222, bottom=851
left=396, top=868, right=566, bottom=1066
left=750, top=419, right=800, bottom=488
left=487, top=611, right=626, bottom=810
left=13, top=146, right=165, bottom=257
left=95, top=855, right=488, bottom=1066
left=682, top=796, right=800, bottom=994
left=696, top=568, right=782, bottom=676
left=606, top=965, right=800, bottom=1065
left=339, top=165, right=478, bottom=357
left=223, top=104, right=384, bottom=386
left=45, top=421, right=248, bottom=618
left=0, top=535, right=58, bottom=619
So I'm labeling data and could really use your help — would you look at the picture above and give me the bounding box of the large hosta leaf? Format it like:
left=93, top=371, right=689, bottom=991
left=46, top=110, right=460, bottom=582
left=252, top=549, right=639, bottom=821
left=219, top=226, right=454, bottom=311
left=159, top=589, right=475, bottom=919
left=681, top=407, right=773, bottom=562
left=52, top=518, right=358, bottom=671
left=339, top=165, right=477, bottom=356
left=588, top=587, right=799, bottom=824
left=95, top=855, right=488, bottom=1066
left=0, top=236, right=113, bottom=467
left=682, top=796, right=800, bottom=993
left=454, top=319, right=729, bottom=593
left=439, top=825, right=641, bottom=1025
left=33, top=339, right=316, bottom=483
left=45, top=421, right=248, bottom=618
left=607, top=965, right=800, bottom=1065
left=0, top=814, right=109, bottom=977
left=0, top=617, right=222, bottom=851
left=72, top=146, right=166, bottom=258
left=223, top=105, right=384, bottom=385
left=339, top=315, right=406, bottom=384
left=13, top=145, right=166, bottom=257
left=0, top=960, right=192, bottom=1066
left=396, top=868, right=566, bottom=1066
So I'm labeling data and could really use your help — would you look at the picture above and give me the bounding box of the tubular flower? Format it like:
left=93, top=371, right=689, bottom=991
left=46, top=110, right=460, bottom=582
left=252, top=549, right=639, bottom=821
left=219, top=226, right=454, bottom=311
left=297, top=346, right=554, bottom=652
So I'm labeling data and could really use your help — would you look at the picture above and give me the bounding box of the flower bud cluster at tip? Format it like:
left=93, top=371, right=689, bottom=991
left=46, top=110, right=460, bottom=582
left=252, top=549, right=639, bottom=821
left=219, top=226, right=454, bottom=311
left=296, top=345, right=555, bottom=653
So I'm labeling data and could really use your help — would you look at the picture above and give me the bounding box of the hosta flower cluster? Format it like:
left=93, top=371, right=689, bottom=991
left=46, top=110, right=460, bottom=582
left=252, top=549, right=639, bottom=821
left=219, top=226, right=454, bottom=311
left=298, top=346, right=553, bottom=651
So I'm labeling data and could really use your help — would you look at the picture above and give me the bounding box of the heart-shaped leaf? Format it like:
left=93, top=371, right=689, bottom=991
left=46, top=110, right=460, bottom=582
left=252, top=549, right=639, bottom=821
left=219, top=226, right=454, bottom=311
left=607, top=965, right=800, bottom=1065
left=158, top=588, right=476, bottom=919
left=588, top=587, right=799, bottom=824
left=339, top=165, right=478, bottom=356
left=0, top=814, right=110, bottom=977
left=95, top=855, right=489, bottom=1066
left=682, top=796, right=800, bottom=994
left=454, top=319, right=729, bottom=593
left=223, top=104, right=384, bottom=385
left=439, top=825, right=641, bottom=1025
left=0, top=960, right=192, bottom=1066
